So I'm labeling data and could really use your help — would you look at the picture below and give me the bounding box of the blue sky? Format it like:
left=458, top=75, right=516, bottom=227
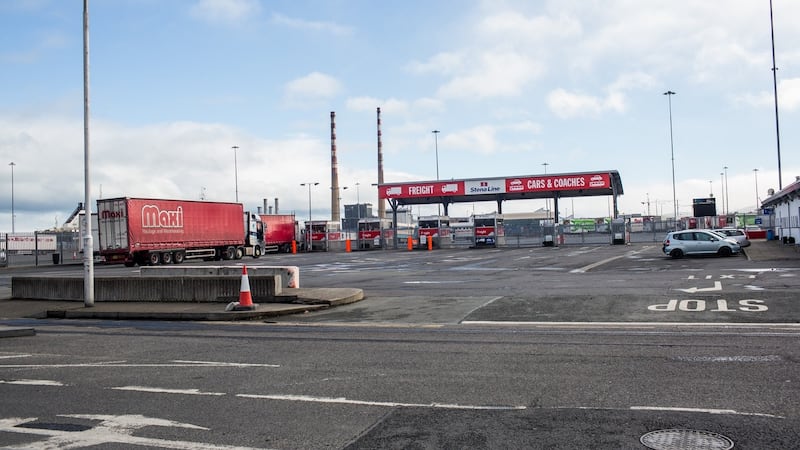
left=1, top=0, right=798, bottom=231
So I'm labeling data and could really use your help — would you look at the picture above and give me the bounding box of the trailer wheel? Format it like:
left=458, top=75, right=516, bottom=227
left=253, top=246, right=262, bottom=258
left=173, top=251, right=185, bottom=264
left=148, top=252, right=161, bottom=265
left=161, top=252, right=173, bottom=264
left=222, top=246, right=235, bottom=260
left=235, top=247, right=244, bottom=260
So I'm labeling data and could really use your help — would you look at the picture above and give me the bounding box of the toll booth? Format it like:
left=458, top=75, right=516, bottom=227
left=304, top=220, right=340, bottom=251
left=611, top=218, right=627, bottom=245
left=417, top=215, right=453, bottom=249
left=473, top=213, right=505, bottom=248
left=358, top=218, right=392, bottom=249
left=542, top=219, right=555, bottom=247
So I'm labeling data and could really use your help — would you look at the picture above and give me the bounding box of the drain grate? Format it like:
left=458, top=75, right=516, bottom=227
left=640, top=429, right=734, bottom=450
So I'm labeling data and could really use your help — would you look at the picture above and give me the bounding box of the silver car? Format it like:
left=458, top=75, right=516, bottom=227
left=710, top=228, right=751, bottom=247
left=662, top=229, right=741, bottom=258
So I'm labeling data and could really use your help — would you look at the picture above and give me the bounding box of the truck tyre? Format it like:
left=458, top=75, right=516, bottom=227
left=253, top=246, right=262, bottom=258
left=173, top=251, right=185, bottom=264
left=223, top=246, right=235, bottom=260
left=235, top=247, right=244, bottom=260
left=148, top=252, right=161, bottom=265
left=161, top=252, right=173, bottom=264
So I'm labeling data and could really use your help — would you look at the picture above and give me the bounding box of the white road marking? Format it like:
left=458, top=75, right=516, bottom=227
left=672, top=355, right=781, bottom=362
left=460, top=321, right=800, bottom=329
left=0, top=354, right=31, bottom=360
left=0, top=361, right=280, bottom=369
left=630, top=406, right=783, bottom=418
left=676, top=281, right=722, bottom=293
left=403, top=280, right=463, bottom=284
left=238, top=393, right=526, bottom=411
left=112, top=386, right=226, bottom=396
left=171, top=360, right=280, bottom=368
left=744, top=285, right=765, bottom=291
left=571, top=246, right=653, bottom=273
left=0, top=414, right=272, bottom=450
left=0, top=379, right=63, bottom=386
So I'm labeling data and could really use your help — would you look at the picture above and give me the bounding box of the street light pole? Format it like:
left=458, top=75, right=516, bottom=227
left=232, top=145, right=239, bottom=202
left=769, top=0, right=782, bottom=189
left=723, top=166, right=729, bottom=215
left=432, top=130, right=440, bottom=180
left=432, top=130, right=441, bottom=216
left=8, top=162, right=15, bottom=233
left=542, top=162, right=550, bottom=219
left=664, top=91, right=678, bottom=224
left=709, top=180, right=713, bottom=198
left=355, top=182, right=361, bottom=222
left=753, top=169, right=760, bottom=211
left=300, top=182, right=318, bottom=251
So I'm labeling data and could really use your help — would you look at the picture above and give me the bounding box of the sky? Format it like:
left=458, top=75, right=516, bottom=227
left=1, top=0, right=799, bottom=232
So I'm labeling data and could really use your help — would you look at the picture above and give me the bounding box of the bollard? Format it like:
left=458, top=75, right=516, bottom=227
left=346, top=239, right=352, bottom=252
left=407, top=236, right=413, bottom=251
left=427, top=237, right=433, bottom=251
left=291, top=240, right=297, bottom=254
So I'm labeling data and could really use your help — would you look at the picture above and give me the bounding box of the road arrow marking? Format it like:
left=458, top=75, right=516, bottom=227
left=677, top=281, right=722, bottom=293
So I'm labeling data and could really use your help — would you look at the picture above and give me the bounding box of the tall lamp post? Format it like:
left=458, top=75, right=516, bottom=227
left=723, top=166, right=729, bottom=215
left=300, top=182, right=318, bottom=252
left=664, top=91, right=678, bottom=225
left=432, top=130, right=441, bottom=216
left=719, top=172, right=725, bottom=215
left=753, top=169, right=760, bottom=211
left=432, top=130, right=440, bottom=180
left=232, top=145, right=239, bottom=202
left=355, top=182, right=361, bottom=223
left=542, top=162, right=550, bottom=219
left=8, top=162, right=15, bottom=233
left=769, top=0, right=782, bottom=189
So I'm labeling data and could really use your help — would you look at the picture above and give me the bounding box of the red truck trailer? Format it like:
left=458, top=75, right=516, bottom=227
left=258, top=214, right=298, bottom=253
left=97, top=197, right=265, bottom=266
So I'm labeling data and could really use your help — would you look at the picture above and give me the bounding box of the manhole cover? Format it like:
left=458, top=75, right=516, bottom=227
left=640, top=429, right=734, bottom=450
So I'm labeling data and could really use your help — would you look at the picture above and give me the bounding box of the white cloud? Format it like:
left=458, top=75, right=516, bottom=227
left=189, top=0, right=261, bottom=24
left=271, top=13, right=353, bottom=36
left=346, top=97, right=408, bottom=115
left=735, top=77, right=800, bottom=111
left=437, top=51, right=544, bottom=99
left=477, top=10, right=583, bottom=42
left=283, top=72, right=342, bottom=107
left=546, top=89, right=626, bottom=119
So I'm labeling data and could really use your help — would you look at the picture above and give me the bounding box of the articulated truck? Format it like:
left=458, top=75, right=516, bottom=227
left=259, top=214, right=299, bottom=253
left=97, top=197, right=265, bottom=267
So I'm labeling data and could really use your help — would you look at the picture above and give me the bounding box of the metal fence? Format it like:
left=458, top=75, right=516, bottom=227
left=0, top=231, right=81, bottom=267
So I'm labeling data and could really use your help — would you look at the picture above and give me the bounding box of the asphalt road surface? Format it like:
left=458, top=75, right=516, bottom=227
left=1, top=243, right=799, bottom=449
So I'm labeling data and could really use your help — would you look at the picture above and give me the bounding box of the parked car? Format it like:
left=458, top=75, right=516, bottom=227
left=662, top=229, right=741, bottom=258
left=710, top=228, right=751, bottom=247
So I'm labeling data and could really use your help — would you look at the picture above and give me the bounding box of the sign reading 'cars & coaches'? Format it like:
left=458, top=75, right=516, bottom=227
left=379, top=172, right=612, bottom=199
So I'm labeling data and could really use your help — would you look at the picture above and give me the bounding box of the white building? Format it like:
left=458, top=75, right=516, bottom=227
left=760, top=176, right=800, bottom=243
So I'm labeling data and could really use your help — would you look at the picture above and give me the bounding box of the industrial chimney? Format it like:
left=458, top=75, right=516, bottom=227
left=330, top=111, right=341, bottom=222
left=377, top=107, right=385, bottom=219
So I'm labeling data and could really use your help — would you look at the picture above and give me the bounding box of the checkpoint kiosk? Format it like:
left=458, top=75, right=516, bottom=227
left=473, top=213, right=505, bottom=248
left=304, top=220, right=341, bottom=252
left=358, top=218, right=392, bottom=249
left=417, top=215, right=452, bottom=249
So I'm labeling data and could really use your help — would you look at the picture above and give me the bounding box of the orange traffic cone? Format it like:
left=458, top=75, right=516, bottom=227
left=232, top=265, right=255, bottom=311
